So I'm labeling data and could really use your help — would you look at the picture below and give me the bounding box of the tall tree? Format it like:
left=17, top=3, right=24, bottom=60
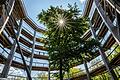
left=38, top=3, right=99, bottom=80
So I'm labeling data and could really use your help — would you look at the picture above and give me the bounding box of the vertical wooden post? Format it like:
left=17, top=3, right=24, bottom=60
left=83, top=61, right=91, bottom=80
left=29, top=30, right=36, bottom=74
left=0, top=19, right=22, bottom=78
left=89, top=18, right=118, bottom=80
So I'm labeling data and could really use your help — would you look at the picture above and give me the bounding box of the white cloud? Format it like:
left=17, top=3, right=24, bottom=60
left=80, top=0, right=85, bottom=3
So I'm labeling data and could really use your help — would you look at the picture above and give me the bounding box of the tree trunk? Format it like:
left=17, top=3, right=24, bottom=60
left=83, top=61, right=91, bottom=80
left=60, top=58, right=63, bottom=80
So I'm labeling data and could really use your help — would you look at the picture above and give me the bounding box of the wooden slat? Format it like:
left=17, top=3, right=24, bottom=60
left=83, top=0, right=94, bottom=17
left=15, top=47, right=49, bottom=60
left=19, top=36, right=47, bottom=51
left=72, top=52, right=120, bottom=79
left=0, top=35, right=8, bottom=47
left=14, top=0, right=26, bottom=18
left=35, top=45, right=47, bottom=51
left=19, top=36, right=32, bottom=48
left=95, top=0, right=120, bottom=44
left=21, top=29, right=47, bottom=44
left=0, top=54, right=48, bottom=71
left=0, top=34, right=48, bottom=60
left=24, top=17, right=46, bottom=33
left=82, top=30, right=92, bottom=40
left=0, top=32, right=12, bottom=47
left=104, top=35, right=116, bottom=49
left=0, top=31, right=48, bottom=60
left=98, top=26, right=108, bottom=38
left=21, top=29, right=33, bottom=41
left=34, top=54, right=48, bottom=60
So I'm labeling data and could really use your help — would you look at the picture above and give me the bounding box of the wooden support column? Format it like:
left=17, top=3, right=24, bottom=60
left=0, top=0, right=15, bottom=34
left=48, top=34, right=50, bottom=80
left=89, top=18, right=118, bottom=80
left=48, top=61, right=50, bottom=80
left=0, top=19, right=22, bottom=78
left=2, top=1, right=32, bottom=79
left=116, top=9, right=120, bottom=37
left=95, top=0, right=120, bottom=45
left=10, top=19, right=32, bottom=80
left=83, top=61, right=91, bottom=80
left=29, top=30, right=36, bottom=74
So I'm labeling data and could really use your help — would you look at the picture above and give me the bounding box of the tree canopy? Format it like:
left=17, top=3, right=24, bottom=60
left=38, top=3, right=99, bottom=79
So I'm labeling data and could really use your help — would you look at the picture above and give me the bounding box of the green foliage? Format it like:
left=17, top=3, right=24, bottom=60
left=66, top=67, right=81, bottom=78
left=37, top=73, right=48, bottom=80
left=116, top=46, right=120, bottom=53
left=38, top=3, right=88, bottom=70
left=38, top=3, right=99, bottom=79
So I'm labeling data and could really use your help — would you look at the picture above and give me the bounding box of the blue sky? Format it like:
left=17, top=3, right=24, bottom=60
left=24, top=0, right=86, bottom=28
